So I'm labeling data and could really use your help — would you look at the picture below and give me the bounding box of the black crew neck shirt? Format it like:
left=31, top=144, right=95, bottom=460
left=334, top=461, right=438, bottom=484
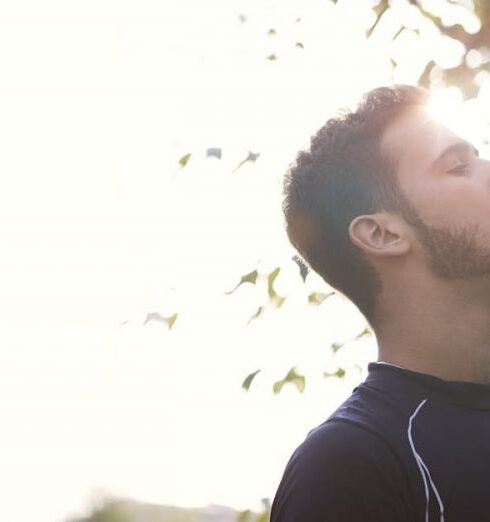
left=270, top=362, right=490, bottom=522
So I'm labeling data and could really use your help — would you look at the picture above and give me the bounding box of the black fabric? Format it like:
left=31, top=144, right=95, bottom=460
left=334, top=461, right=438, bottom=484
left=270, top=362, right=490, bottom=522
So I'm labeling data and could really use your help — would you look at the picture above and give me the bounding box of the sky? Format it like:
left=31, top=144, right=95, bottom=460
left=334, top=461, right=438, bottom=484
left=1, top=0, right=489, bottom=521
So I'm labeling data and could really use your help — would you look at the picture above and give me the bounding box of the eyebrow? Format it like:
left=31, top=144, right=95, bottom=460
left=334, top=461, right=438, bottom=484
left=429, top=140, right=479, bottom=170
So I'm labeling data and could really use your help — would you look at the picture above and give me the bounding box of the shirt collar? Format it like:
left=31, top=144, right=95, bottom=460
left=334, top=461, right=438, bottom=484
left=365, top=361, right=490, bottom=410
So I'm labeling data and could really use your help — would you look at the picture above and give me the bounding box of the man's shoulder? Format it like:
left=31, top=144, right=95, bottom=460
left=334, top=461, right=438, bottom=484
left=292, top=417, right=398, bottom=471
left=270, top=418, right=415, bottom=522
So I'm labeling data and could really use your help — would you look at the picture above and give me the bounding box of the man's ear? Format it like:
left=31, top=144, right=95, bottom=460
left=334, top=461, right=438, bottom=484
left=348, top=213, right=410, bottom=258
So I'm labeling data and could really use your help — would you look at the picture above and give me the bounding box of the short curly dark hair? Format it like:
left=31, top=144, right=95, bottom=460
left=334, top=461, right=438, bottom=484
left=282, top=85, right=429, bottom=328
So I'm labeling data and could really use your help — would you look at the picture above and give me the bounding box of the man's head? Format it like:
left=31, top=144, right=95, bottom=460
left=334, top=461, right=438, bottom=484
left=282, top=84, right=490, bottom=329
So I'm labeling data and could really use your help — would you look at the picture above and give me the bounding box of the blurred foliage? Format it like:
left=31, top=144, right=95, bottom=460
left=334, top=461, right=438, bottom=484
left=66, top=498, right=250, bottom=522
left=236, top=499, right=270, bottom=522
left=368, top=0, right=490, bottom=99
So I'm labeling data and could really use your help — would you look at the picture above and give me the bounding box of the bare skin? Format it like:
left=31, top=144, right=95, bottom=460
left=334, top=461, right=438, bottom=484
left=349, top=109, right=490, bottom=384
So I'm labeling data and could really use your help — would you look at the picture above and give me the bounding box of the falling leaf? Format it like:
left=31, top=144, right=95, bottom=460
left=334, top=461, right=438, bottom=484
left=119, top=320, right=129, bottom=327
left=242, top=369, right=261, bottom=391
left=232, top=151, right=260, bottom=172
left=355, top=327, right=372, bottom=339
left=143, top=312, right=178, bottom=330
left=166, top=313, right=178, bottom=330
left=323, top=367, right=346, bottom=379
left=238, top=14, right=247, bottom=24
left=308, top=291, right=334, bottom=305
left=267, top=28, right=276, bottom=35
left=206, top=147, right=222, bottom=159
left=292, top=255, right=309, bottom=282
left=366, top=0, right=389, bottom=38
left=294, top=16, right=302, bottom=23
left=267, top=267, right=280, bottom=299
left=331, top=341, right=343, bottom=353
left=273, top=367, right=305, bottom=394
left=266, top=53, right=277, bottom=61
left=267, top=267, right=286, bottom=308
left=247, top=305, right=263, bottom=325
left=179, top=153, right=191, bottom=167
left=295, top=42, right=304, bottom=49
left=225, top=269, right=258, bottom=295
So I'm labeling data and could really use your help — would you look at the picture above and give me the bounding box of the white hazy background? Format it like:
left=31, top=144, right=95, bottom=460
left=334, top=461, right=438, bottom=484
left=1, top=0, right=489, bottom=521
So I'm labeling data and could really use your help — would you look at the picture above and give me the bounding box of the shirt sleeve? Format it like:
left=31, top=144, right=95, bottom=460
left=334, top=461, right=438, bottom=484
left=270, top=419, right=414, bottom=522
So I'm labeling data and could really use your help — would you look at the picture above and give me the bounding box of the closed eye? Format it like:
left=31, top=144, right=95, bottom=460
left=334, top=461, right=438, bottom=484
left=447, top=163, right=469, bottom=175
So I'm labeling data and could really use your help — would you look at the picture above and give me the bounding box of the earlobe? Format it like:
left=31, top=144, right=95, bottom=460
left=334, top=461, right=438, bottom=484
left=349, top=215, right=410, bottom=258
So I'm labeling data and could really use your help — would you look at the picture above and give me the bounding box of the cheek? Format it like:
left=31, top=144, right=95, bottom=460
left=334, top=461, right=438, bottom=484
left=402, top=177, right=483, bottom=228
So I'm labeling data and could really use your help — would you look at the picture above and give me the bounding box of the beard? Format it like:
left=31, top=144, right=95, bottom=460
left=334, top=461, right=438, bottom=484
left=400, top=201, right=490, bottom=280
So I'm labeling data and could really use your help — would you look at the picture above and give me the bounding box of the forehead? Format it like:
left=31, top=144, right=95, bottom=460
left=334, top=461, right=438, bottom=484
left=380, top=109, right=461, bottom=180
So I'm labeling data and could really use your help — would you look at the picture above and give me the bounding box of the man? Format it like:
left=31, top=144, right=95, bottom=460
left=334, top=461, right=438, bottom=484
left=271, top=84, right=490, bottom=521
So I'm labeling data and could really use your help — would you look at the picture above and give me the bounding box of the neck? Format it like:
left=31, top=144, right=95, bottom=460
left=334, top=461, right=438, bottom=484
left=374, top=278, right=490, bottom=385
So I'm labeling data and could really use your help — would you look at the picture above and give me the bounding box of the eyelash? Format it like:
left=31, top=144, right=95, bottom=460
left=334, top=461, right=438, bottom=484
left=447, top=163, right=469, bottom=175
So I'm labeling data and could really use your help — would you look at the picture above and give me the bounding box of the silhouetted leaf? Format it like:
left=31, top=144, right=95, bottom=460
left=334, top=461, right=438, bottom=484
left=273, top=367, right=305, bottom=394
left=225, top=269, right=259, bottom=294
left=206, top=147, right=222, bottom=159
left=331, top=341, right=343, bottom=353
left=119, top=320, right=129, bottom=327
left=267, top=28, right=276, bottom=35
left=308, top=291, right=334, bottom=305
left=267, top=267, right=280, bottom=299
left=167, top=313, right=178, bottom=330
left=242, top=369, right=261, bottom=391
left=355, top=326, right=372, bottom=339
left=292, top=255, right=309, bottom=282
left=179, top=153, right=191, bottom=167
left=295, top=42, right=304, bottom=48
left=143, top=312, right=178, bottom=330
left=366, top=0, right=389, bottom=38
left=266, top=53, right=277, bottom=61
left=238, top=14, right=247, bottom=24
left=232, top=151, right=260, bottom=172
left=323, top=367, right=346, bottom=379
left=247, top=305, right=263, bottom=325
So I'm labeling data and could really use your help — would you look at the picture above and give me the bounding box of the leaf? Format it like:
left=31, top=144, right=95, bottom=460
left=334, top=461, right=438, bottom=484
left=232, top=151, right=260, bottom=172
left=295, top=42, right=304, bottom=49
left=225, top=269, right=259, bottom=295
left=266, top=53, right=277, bottom=61
left=143, top=312, right=178, bottom=330
left=166, top=313, right=178, bottom=330
left=238, top=14, right=247, bottom=24
left=206, top=147, right=222, bottom=159
left=267, top=28, right=276, bottom=35
left=267, top=267, right=281, bottom=299
left=355, top=326, right=372, bottom=339
left=242, top=369, right=261, bottom=391
left=308, top=291, right=334, bottom=305
left=366, top=0, right=389, bottom=39
left=323, top=367, right=346, bottom=379
left=272, top=295, right=286, bottom=308
left=331, top=341, right=343, bottom=353
left=179, top=153, right=191, bottom=167
left=247, top=305, right=263, bottom=325
left=273, top=367, right=305, bottom=394
left=292, top=255, right=309, bottom=282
